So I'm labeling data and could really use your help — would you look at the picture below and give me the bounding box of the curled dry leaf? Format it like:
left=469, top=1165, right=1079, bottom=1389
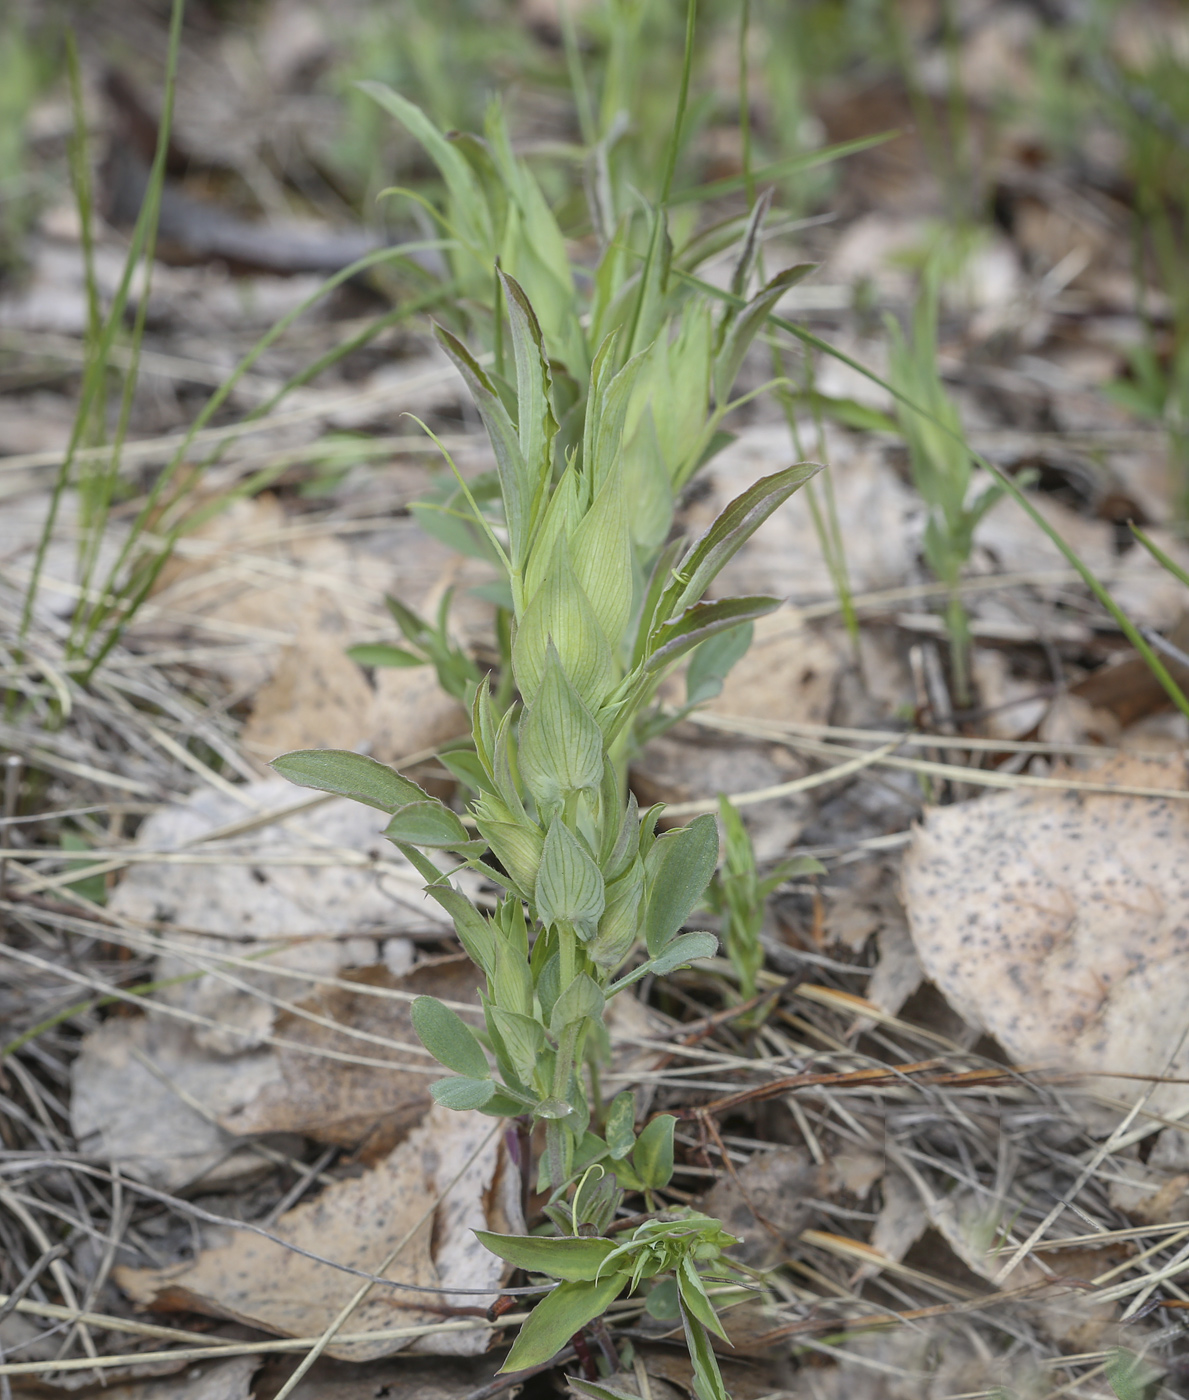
left=902, top=753, right=1189, bottom=1115
left=115, top=1104, right=523, bottom=1361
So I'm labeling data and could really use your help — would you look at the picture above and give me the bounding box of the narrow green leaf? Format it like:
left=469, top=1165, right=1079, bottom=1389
left=604, top=1091, right=636, bottom=1160
left=346, top=643, right=425, bottom=669
left=678, top=1300, right=731, bottom=1400
left=501, top=1275, right=627, bottom=1373
left=518, top=644, right=604, bottom=812
left=499, top=271, right=556, bottom=555
left=714, top=265, right=815, bottom=405
left=677, top=1256, right=729, bottom=1341
left=430, top=1076, right=496, bottom=1111
left=632, top=1114, right=675, bottom=1190
left=435, top=323, right=531, bottom=565
left=535, top=819, right=605, bottom=941
left=398, top=861, right=497, bottom=979
left=645, top=596, right=782, bottom=674
left=667, top=464, right=822, bottom=617
left=271, top=750, right=428, bottom=813
left=648, top=931, right=718, bottom=977
left=412, top=996, right=489, bottom=1079
left=474, top=1230, right=618, bottom=1283
left=359, top=84, right=493, bottom=258
left=643, top=814, right=719, bottom=956
left=383, top=801, right=470, bottom=848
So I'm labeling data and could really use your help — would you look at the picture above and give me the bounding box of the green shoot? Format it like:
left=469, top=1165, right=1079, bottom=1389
left=707, top=796, right=823, bottom=1007
left=886, top=266, right=1004, bottom=707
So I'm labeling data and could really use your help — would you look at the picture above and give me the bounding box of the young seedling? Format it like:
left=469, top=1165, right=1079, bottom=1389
left=273, top=274, right=819, bottom=1392
left=887, top=266, right=1004, bottom=708
left=707, top=795, right=823, bottom=1007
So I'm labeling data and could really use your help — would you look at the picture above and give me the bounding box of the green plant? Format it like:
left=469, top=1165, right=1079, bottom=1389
left=273, top=272, right=818, bottom=1389
left=886, top=266, right=1004, bottom=707
left=706, top=795, right=822, bottom=1005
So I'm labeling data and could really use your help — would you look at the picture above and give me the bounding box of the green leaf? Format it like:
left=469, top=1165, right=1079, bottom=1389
left=632, top=1114, right=675, bottom=1190
left=1105, top=1347, right=1162, bottom=1400
left=474, top=1230, right=619, bottom=1283
left=677, top=1256, right=728, bottom=1341
left=649, top=931, right=718, bottom=977
left=714, top=265, right=815, bottom=405
left=570, top=462, right=634, bottom=653
left=685, top=622, right=753, bottom=708
left=518, top=644, right=604, bottom=812
left=587, top=860, right=645, bottom=971
left=397, top=859, right=497, bottom=979
left=513, top=535, right=616, bottom=708
left=678, top=1300, right=731, bottom=1400
left=412, top=997, right=489, bottom=1079
left=604, top=1091, right=636, bottom=1160
left=644, top=1277, right=680, bottom=1320
left=566, top=1379, right=640, bottom=1400
left=360, top=84, right=493, bottom=259
left=492, top=938, right=533, bottom=1019
left=643, top=814, right=719, bottom=957
left=501, top=1275, right=627, bottom=1373
left=383, top=801, right=470, bottom=848
left=489, top=1007, right=544, bottom=1083
left=346, top=643, right=425, bottom=669
left=535, top=820, right=605, bottom=942
left=498, top=271, right=556, bottom=559
left=271, top=749, right=427, bottom=813
left=646, top=596, right=782, bottom=674
left=476, top=1091, right=531, bottom=1118
left=430, top=1076, right=496, bottom=1111
left=437, top=749, right=492, bottom=793
left=435, top=323, right=531, bottom=566
left=474, top=807, right=544, bottom=894
left=666, top=463, right=822, bottom=617
left=549, top=971, right=605, bottom=1034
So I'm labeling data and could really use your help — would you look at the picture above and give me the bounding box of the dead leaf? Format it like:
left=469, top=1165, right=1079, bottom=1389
left=116, top=1104, right=522, bottom=1361
left=866, top=918, right=924, bottom=1017
left=702, top=1147, right=825, bottom=1271
left=86, top=1357, right=260, bottom=1400
left=705, top=610, right=843, bottom=727
left=868, top=1168, right=929, bottom=1271
left=221, top=959, right=482, bottom=1161
left=902, top=753, right=1189, bottom=1116
left=109, top=776, right=441, bottom=1054
left=70, top=1016, right=284, bottom=1191
left=369, top=663, right=471, bottom=765
left=250, top=1352, right=494, bottom=1400
left=241, top=614, right=376, bottom=758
